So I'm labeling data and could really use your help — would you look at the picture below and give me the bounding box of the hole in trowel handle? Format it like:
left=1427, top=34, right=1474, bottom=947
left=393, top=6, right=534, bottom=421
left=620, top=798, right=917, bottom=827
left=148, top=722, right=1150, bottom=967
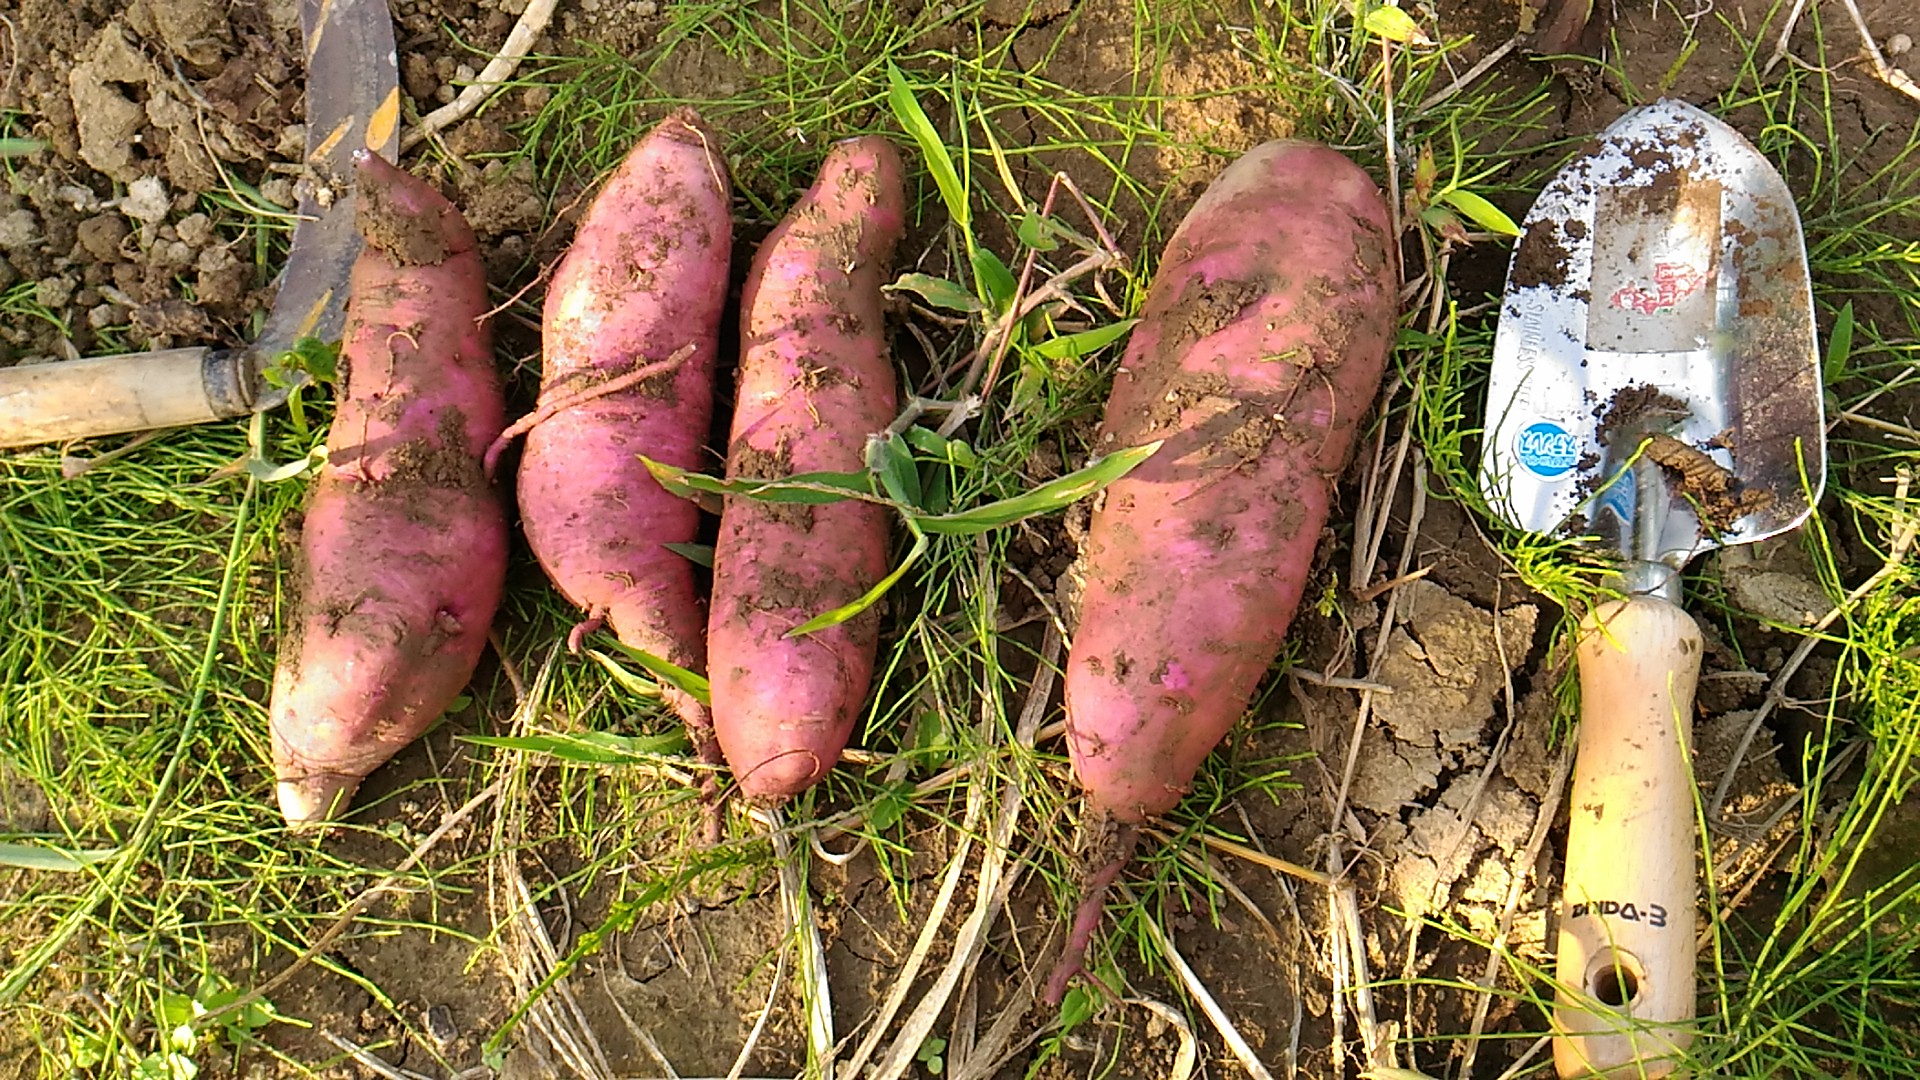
left=1587, top=949, right=1646, bottom=1008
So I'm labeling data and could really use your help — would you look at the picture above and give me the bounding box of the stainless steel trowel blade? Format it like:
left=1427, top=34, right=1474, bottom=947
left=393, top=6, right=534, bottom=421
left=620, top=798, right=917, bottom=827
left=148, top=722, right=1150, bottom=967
left=1480, top=99, right=1824, bottom=565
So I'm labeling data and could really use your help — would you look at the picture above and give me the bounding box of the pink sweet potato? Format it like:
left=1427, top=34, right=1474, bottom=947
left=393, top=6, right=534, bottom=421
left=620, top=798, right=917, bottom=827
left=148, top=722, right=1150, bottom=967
left=270, top=150, right=506, bottom=826
left=515, top=109, right=731, bottom=757
left=1046, top=140, right=1398, bottom=999
left=707, top=136, right=906, bottom=802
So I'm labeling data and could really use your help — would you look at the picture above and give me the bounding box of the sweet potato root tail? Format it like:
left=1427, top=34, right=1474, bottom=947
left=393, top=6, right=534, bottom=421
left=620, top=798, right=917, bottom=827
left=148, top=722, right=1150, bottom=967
left=1042, top=820, right=1140, bottom=1007
left=277, top=771, right=360, bottom=830
left=565, top=607, right=607, bottom=654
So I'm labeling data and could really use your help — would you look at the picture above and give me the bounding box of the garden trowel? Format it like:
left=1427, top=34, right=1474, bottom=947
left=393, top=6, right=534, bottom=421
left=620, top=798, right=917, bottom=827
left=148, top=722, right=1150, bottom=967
left=1479, top=99, right=1823, bottom=1079
left=0, top=0, right=400, bottom=450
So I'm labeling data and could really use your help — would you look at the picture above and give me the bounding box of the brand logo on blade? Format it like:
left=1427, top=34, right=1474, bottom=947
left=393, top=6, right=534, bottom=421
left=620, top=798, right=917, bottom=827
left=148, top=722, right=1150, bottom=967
left=1609, top=260, right=1706, bottom=315
left=1516, top=421, right=1578, bottom=478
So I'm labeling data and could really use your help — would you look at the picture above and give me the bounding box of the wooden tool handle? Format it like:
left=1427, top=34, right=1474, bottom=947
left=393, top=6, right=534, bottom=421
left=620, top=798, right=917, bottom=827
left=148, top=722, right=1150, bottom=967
left=1554, top=595, right=1702, bottom=1078
left=0, top=347, right=250, bottom=449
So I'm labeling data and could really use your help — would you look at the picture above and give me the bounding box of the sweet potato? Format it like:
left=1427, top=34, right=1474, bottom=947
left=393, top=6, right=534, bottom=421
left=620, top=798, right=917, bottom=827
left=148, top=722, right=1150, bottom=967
left=1046, top=140, right=1398, bottom=999
left=706, top=136, right=906, bottom=802
left=514, top=109, right=731, bottom=761
left=270, top=150, right=506, bottom=826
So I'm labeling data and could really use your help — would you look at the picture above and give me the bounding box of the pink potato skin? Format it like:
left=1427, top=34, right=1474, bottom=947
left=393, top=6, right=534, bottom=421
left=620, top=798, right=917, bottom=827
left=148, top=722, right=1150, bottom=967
left=270, top=150, right=506, bottom=826
left=516, top=109, right=731, bottom=744
left=708, top=136, right=906, bottom=802
left=1063, top=140, right=1398, bottom=823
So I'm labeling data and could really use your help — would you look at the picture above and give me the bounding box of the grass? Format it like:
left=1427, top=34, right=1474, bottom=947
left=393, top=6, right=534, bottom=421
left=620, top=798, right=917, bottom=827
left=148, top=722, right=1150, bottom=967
left=1, top=0, right=1918, bottom=1077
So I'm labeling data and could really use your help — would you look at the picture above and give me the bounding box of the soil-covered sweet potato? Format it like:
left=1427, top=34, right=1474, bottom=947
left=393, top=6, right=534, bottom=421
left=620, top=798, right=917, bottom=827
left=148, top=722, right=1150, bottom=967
left=1046, top=139, right=1398, bottom=1000
left=706, top=136, right=906, bottom=802
left=269, top=150, right=506, bottom=827
left=514, top=109, right=732, bottom=760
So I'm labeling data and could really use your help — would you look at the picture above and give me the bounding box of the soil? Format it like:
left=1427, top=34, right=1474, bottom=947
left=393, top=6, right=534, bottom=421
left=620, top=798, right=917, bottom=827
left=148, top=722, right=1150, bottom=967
left=0, top=0, right=1913, bottom=1078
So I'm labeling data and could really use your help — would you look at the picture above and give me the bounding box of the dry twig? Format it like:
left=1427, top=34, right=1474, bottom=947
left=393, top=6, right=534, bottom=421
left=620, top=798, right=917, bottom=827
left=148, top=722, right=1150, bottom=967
left=1836, top=0, right=1920, bottom=102
left=1120, top=882, right=1278, bottom=1080
left=404, top=0, right=561, bottom=150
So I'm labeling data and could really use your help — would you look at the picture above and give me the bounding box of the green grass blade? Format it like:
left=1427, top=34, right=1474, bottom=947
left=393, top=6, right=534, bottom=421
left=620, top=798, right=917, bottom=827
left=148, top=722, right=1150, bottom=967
left=1033, top=319, right=1139, bottom=360
left=463, top=731, right=689, bottom=765
left=1437, top=188, right=1522, bottom=236
left=594, top=639, right=712, bottom=706
left=886, top=62, right=968, bottom=234
left=641, top=455, right=878, bottom=506
left=0, top=843, right=120, bottom=872
left=787, top=528, right=929, bottom=638
left=913, top=440, right=1160, bottom=535
left=888, top=273, right=983, bottom=313
left=0, top=476, right=259, bottom=1004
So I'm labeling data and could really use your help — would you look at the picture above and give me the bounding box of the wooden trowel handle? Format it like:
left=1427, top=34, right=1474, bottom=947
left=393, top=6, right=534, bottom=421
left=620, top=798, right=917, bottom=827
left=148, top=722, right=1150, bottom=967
left=0, top=347, right=251, bottom=449
left=1555, top=596, right=1702, bottom=1079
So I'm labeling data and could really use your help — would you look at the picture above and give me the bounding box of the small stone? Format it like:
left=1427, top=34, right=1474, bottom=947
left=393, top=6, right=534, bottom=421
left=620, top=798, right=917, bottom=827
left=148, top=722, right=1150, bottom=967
left=501, top=0, right=528, bottom=14
left=88, top=302, right=125, bottom=330
left=76, top=214, right=129, bottom=261
left=422, top=1004, right=457, bottom=1047
left=0, top=208, right=38, bottom=250
left=402, top=53, right=437, bottom=102
left=154, top=240, right=196, bottom=272
left=454, top=63, right=477, bottom=83
left=435, top=84, right=457, bottom=105
left=34, top=274, right=76, bottom=309
left=276, top=123, right=306, bottom=158
left=259, top=178, right=296, bottom=209
left=1889, top=32, right=1912, bottom=56
left=56, top=185, right=101, bottom=213
left=175, top=213, right=214, bottom=248
left=120, top=175, right=171, bottom=225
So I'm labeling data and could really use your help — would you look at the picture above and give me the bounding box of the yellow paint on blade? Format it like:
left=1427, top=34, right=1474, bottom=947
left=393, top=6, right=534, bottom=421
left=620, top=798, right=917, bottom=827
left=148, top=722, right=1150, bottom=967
left=310, top=117, right=351, bottom=166
left=307, top=0, right=335, bottom=58
left=366, top=88, right=401, bottom=152
left=296, top=288, right=334, bottom=339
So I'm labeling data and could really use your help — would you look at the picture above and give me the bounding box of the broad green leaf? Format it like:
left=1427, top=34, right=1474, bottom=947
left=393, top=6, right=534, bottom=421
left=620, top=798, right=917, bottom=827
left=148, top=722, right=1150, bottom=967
left=946, top=438, right=978, bottom=469
left=68, top=1031, right=107, bottom=1069
left=901, top=425, right=951, bottom=458
left=1032, top=319, right=1139, bottom=360
left=920, top=470, right=952, bottom=515
left=1016, top=211, right=1063, bottom=251
left=1419, top=204, right=1469, bottom=246
left=663, top=541, right=713, bottom=568
left=1437, top=188, right=1521, bottom=236
left=465, top=729, right=691, bottom=765
left=886, top=64, right=968, bottom=232
left=261, top=336, right=340, bottom=390
left=641, top=456, right=875, bottom=506
left=1363, top=4, right=1426, bottom=43
left=1824, top=300, right=1854, bottom=385
left=596, top=640, right=712, bottom=705
left=866, top=779, right=917, bottom=832
left=1058, top=984, right=1096, bottom=1029
left=159, top=991, right=197, bottom=1030
left=887, top=272, right=982, bottom=313
left=0, top=842, right=118, bottom=872
left=788, top=528, right=929, bottom=637
left=913, top=441, right=1159, bottom=535
left=970, top=247, right=1019, bottom=310
left=868, top=432, right=922, bottom=507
